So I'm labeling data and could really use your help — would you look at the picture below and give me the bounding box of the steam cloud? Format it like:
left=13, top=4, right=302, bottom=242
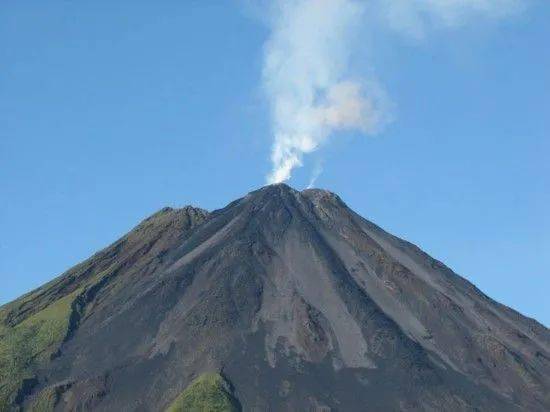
left=263, top=0, right=391, bottom=184
left=262, top=0, right=524, bottom=184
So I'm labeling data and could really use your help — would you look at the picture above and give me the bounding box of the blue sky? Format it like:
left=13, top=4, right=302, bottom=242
left=1, top=1, right=548, bottom=325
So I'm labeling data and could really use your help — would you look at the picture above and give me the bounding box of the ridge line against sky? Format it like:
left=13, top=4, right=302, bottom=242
left=1, top=1, right=548, bottom=326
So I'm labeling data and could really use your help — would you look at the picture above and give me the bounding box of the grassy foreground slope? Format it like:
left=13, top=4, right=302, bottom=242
left=0, top=290, right=79, bottom=410
left=166, top=373, right=240, bottom=412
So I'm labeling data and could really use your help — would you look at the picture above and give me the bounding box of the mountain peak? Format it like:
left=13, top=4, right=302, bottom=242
left=244, top=183, right=343, bottom=212
left=1, top=186, right=549, bottom=411
left=248, top=182, right=297, bottom=197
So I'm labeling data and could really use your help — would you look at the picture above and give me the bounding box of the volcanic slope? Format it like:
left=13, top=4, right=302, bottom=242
left=1, top=184, right=549, bottom=411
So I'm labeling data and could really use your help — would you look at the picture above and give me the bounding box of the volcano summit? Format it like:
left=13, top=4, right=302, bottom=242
left=1, top=184, right=548, bottom=411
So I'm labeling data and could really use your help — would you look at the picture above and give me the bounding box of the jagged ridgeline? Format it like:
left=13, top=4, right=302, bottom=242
left=1, top=184, right=549, bottom=411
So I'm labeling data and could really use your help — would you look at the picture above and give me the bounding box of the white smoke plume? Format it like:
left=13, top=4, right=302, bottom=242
left=376, top=0, right=524, bottom=38
left=262, top=0, right=524, bottom=184
left=263, top=0, right=392, bottom=184
left=306, top=159, right=324, bottom=189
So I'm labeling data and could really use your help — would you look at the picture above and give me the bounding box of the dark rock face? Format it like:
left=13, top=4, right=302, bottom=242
left=1, top=184, right=549, bottom=411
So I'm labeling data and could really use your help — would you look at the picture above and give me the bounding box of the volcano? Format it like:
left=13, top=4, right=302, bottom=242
left=1, top=184, right=549, bottom=411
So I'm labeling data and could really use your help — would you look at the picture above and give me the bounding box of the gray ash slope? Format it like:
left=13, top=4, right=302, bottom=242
left=2, top=184, right=549, bottom=411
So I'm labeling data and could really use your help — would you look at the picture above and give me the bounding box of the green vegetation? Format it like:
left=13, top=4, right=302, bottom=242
left=165, top=373, right=240, bottom=412
left=0, top=290, right=79, bottom=409
left=0, top=263, right=120, bottom=410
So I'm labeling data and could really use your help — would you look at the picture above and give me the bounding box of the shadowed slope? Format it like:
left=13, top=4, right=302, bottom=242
left=0, top=206, right=208, bottom=410
left=1, top=184, right=548, bottom=411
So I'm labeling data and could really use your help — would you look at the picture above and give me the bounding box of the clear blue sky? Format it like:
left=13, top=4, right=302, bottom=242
left=1, top=2, right=548, bottom=325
